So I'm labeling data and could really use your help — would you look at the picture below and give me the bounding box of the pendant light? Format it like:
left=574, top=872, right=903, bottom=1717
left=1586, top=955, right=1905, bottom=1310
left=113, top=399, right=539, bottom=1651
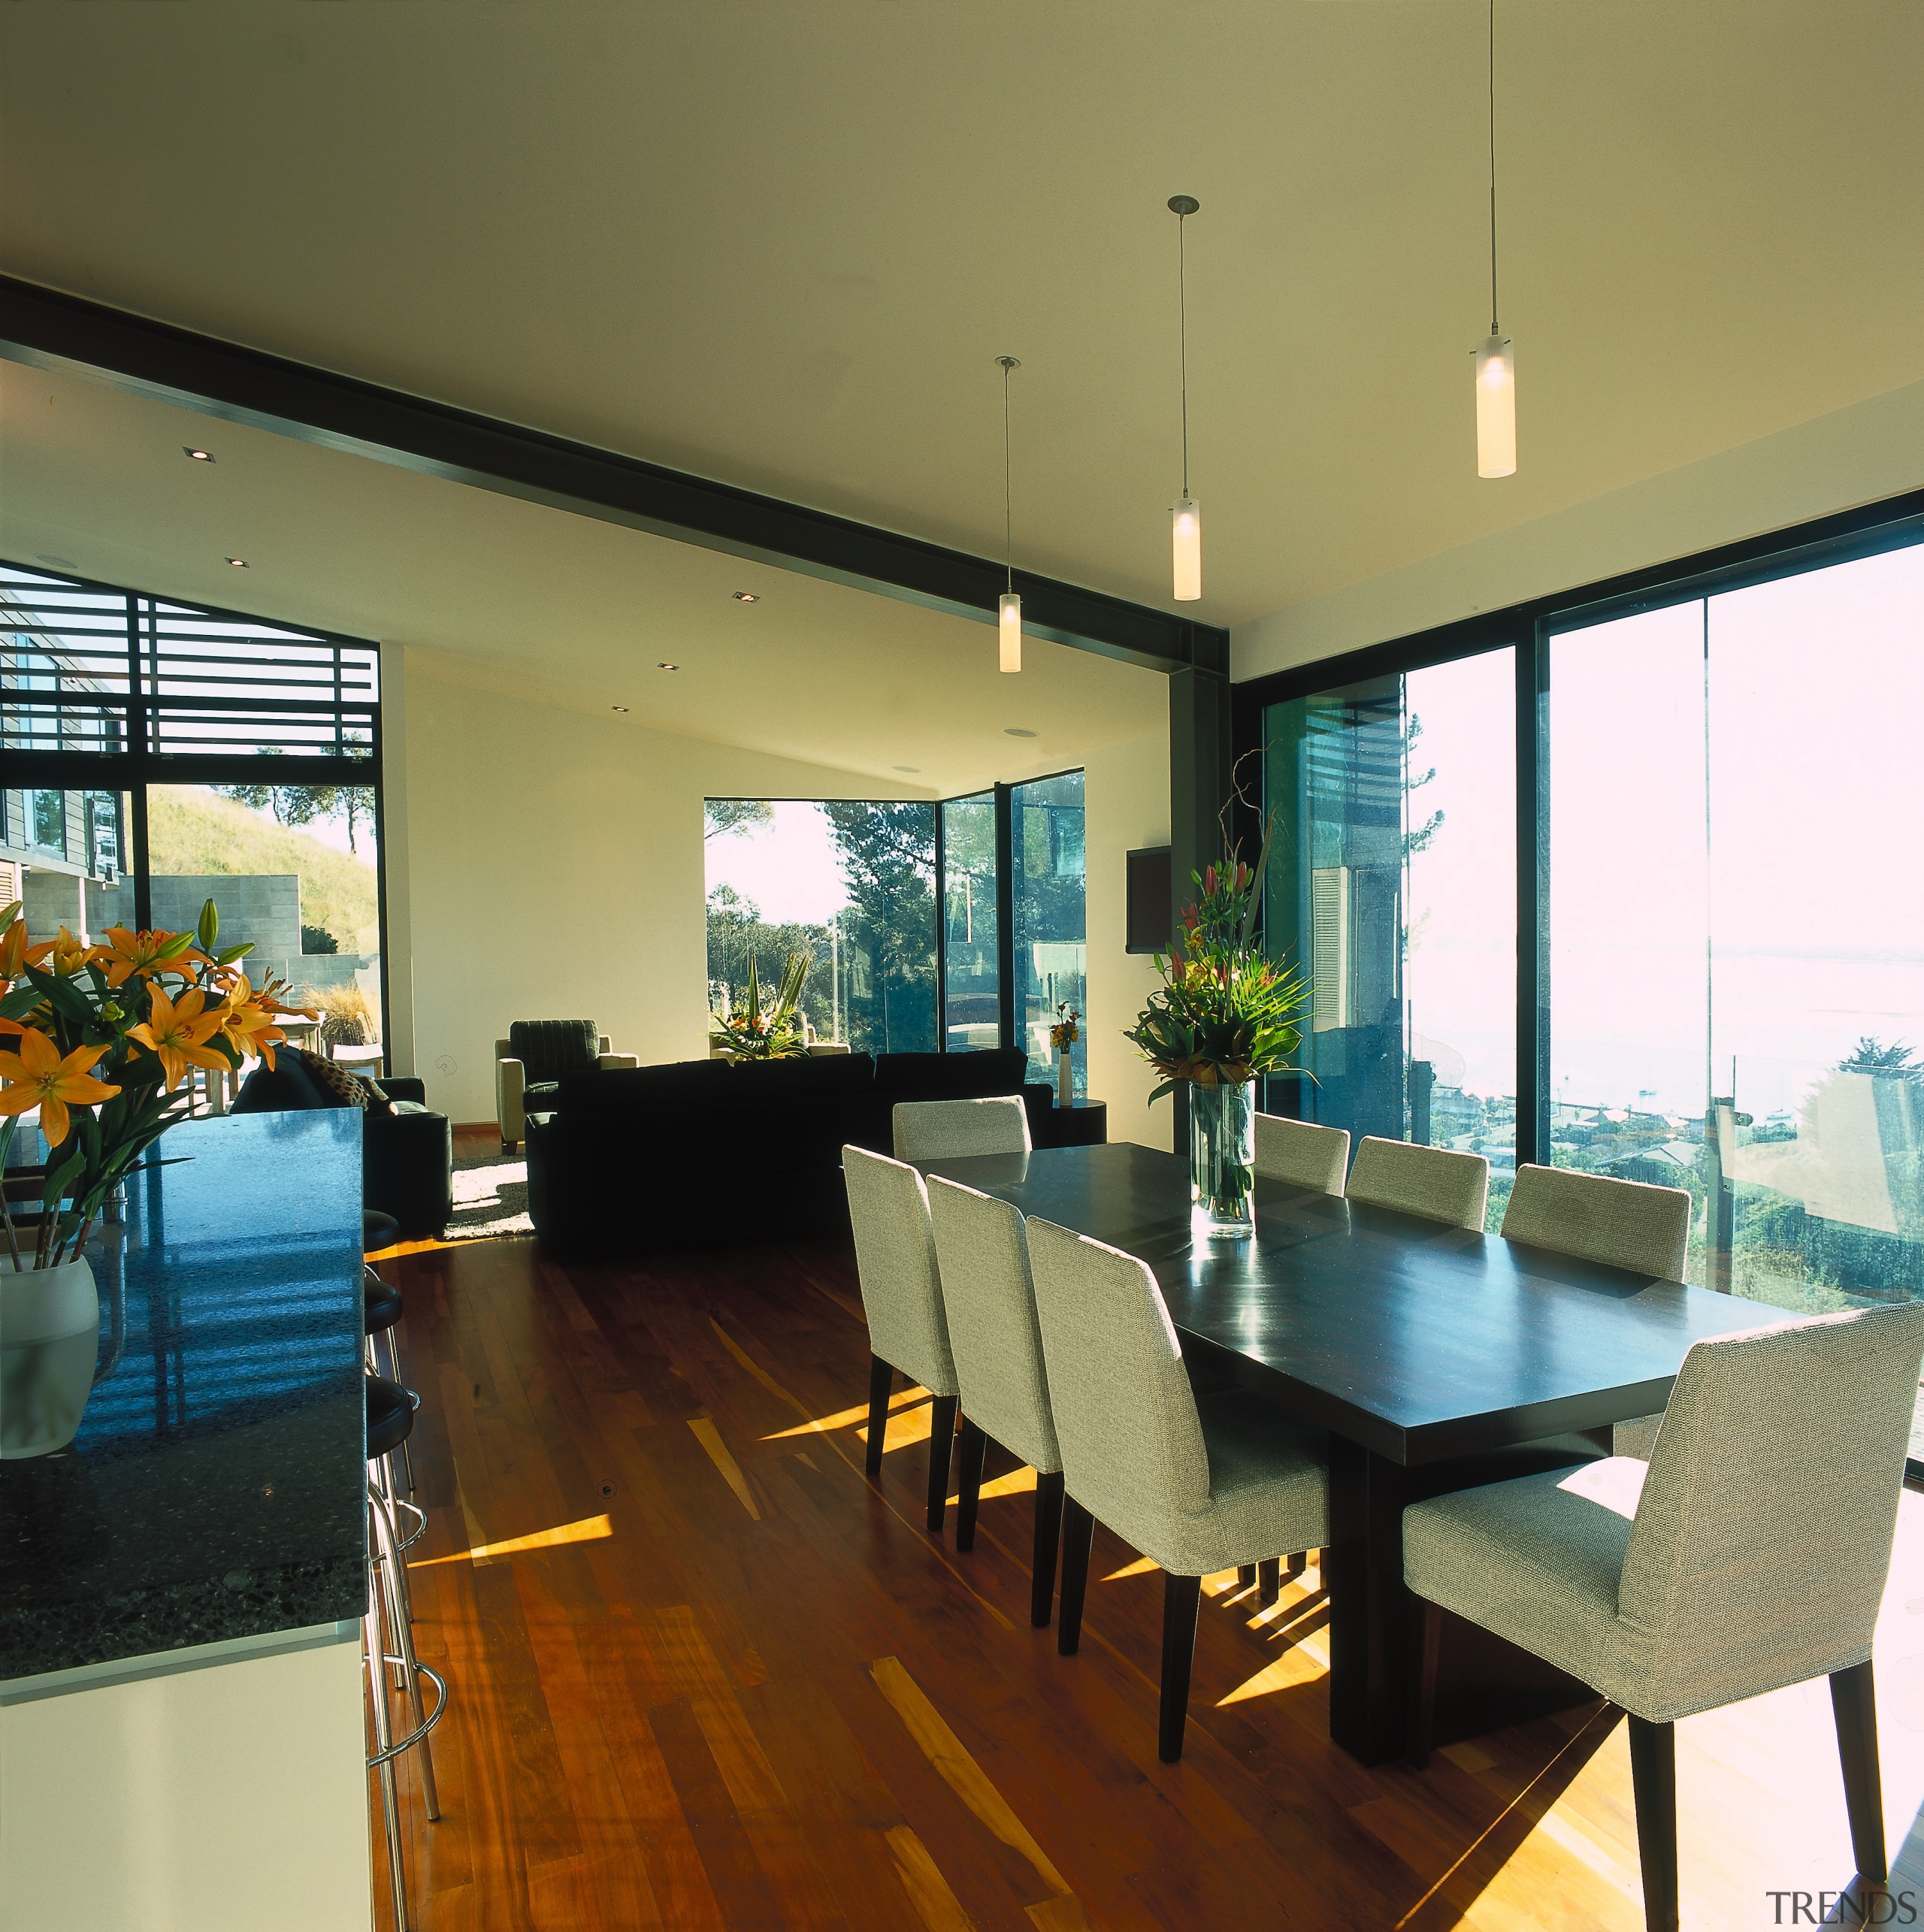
left=1168, top=195, right=1202, bottom=600
left=996, top=355, right=1022, bottom=673
left=1474, top=0, right=1516, bottom=477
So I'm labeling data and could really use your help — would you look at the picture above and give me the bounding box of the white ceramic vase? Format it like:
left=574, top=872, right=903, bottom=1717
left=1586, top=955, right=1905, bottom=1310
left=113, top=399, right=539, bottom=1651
left=0, top=1256, right=101, bottom=1459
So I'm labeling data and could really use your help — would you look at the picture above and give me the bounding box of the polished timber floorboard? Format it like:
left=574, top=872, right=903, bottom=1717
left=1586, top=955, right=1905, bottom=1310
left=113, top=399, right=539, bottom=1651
left=374, top=1200, right=1924, bottom=1930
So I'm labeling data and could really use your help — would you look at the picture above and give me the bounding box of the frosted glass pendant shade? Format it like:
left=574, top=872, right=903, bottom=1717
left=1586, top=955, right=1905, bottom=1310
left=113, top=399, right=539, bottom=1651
left=998, top=592, right=1022, bottom=673
left=1475, top=335, right=1516, bottom=478
left=1172, top=497, right=1202, bottom=601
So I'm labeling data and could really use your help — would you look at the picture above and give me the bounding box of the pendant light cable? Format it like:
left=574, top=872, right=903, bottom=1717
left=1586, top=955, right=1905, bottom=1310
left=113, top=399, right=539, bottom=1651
left=1000, top=354, right=1016, bottom=594
left=1177, top=209, right=1190, bottom=498
left=1487, top=0, right=1499, bottom=337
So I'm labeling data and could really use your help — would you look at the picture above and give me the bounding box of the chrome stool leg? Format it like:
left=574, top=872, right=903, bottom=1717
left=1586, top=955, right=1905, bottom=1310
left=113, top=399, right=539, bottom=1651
left=364, top=1499, right=411, bottom=1932
left=370, top=1453, right=441, bottom=1820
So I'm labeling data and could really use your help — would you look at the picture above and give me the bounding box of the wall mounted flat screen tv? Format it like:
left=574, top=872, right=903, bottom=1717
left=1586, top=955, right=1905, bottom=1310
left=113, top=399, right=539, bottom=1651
left=1125, top=847, right=1172, bottom=954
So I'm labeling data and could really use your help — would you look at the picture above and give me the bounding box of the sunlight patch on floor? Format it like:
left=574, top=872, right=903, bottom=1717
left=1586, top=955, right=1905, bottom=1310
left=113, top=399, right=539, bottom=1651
left=1103, top=1556, right=1160, bottom=1582
left=768, top=1386, right=930, bottom=1441
left=948, top=1466, right=1039, bottom=1507
left=410, top=1511, right=613, bottom=1568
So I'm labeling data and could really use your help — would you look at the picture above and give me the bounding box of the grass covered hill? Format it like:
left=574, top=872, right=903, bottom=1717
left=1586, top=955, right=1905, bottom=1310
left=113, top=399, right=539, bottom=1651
left=147, top=787, right=380, bottom=954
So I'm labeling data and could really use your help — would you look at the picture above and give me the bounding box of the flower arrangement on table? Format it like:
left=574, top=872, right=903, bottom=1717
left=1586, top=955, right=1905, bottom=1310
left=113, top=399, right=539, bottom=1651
left=0, top=898, right=316, bottom=1271
left=1122, top=827, right=1309, bottom=1233
left=709, top=949, right=812, bottom=1062
left=1048, top=1003, right=1081, bottom=1053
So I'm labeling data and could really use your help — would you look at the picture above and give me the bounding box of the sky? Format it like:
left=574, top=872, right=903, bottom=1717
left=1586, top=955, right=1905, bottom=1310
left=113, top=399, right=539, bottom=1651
left=1398, top=541, right=1924, bottom=1116
left=705, top=800, right=851, bottom=926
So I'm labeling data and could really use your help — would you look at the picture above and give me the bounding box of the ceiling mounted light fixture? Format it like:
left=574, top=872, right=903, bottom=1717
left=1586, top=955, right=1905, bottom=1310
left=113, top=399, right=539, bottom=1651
left=1003, top=727, right=1037, bottom=739
left=995, top=354, right=1023, bottom=673
left=1167, top=195, right=1202, bottom=602
left=225, top=557, right=247, bottom=568
left=733, top=590, right=758, bottom=602
left=183, top=447, right=214, bottom=463
left=1473, top=0, right=1516, bottom=478
left=657, top=661, right=679, bottom=672
left=610, top=705, right=630, bottom=713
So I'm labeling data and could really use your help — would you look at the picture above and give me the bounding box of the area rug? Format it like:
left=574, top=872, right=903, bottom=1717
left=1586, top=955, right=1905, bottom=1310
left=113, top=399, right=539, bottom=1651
left=446, top=1150, right=533, bottom=1241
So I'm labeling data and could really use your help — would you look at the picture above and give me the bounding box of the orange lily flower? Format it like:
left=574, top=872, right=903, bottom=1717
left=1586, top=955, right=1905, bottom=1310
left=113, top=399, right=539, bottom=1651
left=0, top=918, right=32, bottom=980
left=0, top=1029, right=121, bottom=1147
left=124, top=984, right=231, bottom=1091
left=211, top=977, right=291, bottom=1071
left=97, top=927, right=195, bottom=988
left=42, top=927, right=104, bottom=978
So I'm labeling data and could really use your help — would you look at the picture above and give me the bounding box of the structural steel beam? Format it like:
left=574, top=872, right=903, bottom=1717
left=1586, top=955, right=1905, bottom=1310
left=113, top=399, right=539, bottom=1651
left=0, top=274, right=1230, bottom=679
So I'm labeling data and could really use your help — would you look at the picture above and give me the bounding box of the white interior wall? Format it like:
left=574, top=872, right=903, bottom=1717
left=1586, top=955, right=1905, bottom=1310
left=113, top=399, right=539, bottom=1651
left=385, top=649, right=932, bottom=1124
left=1234, top=375, right=1924, bottom=679
left=1083, top=730, right=1173, bottom=1154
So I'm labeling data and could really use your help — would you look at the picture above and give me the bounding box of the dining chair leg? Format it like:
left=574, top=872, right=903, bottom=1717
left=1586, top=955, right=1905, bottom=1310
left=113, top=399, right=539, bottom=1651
left=1407, top=1598, right=1442, bottom=1770
left=1159, top=1573, right=1203, bottom=1763
left=1626, top=1714, right=1680, bottom=1932
left=954, top=1419, right=988, bottom=1552
left=864, top=1355, right=893, bottom=1478
left=1257, top=1558, right=1281, bottom=1607
left=925, top=1395, right=958, bottom=1532
left=1057, top=1499, right=1095, bottom=1656
left=1030, top=1471, right=1065, bottom=1628
left=1236, top=1564, right=1257, bottom=1589
left=1830, top=1660, right=1888, bottom=1882
left=1284, top=1551, right=1306, bottom=1582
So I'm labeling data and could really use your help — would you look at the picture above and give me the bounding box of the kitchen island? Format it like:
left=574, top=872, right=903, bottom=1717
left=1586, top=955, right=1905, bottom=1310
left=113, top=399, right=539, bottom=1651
left=1, top=1109, right=371, bottom=1931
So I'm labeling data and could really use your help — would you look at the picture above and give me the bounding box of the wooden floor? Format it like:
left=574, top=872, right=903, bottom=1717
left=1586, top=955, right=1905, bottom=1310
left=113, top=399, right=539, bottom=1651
left=369, top=1153, right=1924, bottom=1930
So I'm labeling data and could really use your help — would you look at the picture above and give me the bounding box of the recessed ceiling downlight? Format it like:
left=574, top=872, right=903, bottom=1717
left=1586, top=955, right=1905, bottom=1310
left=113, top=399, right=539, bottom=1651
left=1003, top=727, right=1038, bottom=738
left=892, top=765, right=920, bottom=773
left=610, top=706, right=630, bottom=713
left=658, top=662, right=680, bottom=672
left=226, top=557, right=248, bottom=568
left=733, top=591, right=758, bottom=603
left=184, top=447, right=214, bottom=462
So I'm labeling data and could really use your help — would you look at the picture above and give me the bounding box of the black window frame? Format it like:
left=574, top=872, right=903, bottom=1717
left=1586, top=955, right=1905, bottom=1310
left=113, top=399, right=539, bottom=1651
left=0, top=558, right=388, bottom=1051
left=1233, top=484, right=1924, bottom=1174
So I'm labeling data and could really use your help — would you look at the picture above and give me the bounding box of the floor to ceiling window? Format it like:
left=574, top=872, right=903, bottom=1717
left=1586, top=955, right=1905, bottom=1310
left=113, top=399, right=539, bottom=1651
left=704, top=773, right=1084, bottom=1075
left=704, top=799, right=938, bottom=1056
left=1011, top=770, right=1087, bottom=1095
left=1549, top=542, right=1924, bottom=1317
left=940, top=791, right=998, bottom=1051
left=1, top=561, right=386, bottom=1063
left=1261, top=651, right=1517, bottom=1226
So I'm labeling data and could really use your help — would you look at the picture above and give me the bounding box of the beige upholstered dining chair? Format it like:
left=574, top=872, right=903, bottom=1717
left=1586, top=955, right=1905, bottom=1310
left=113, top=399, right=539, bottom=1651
left=926, top=1176, right=1066, bottom=1626
left=1253, top=1113, right=1351, bottom=1196
left=1404, top=1301, right=1924, bottom=1932
left=1502, top=1163, right=1693, bottom=1459
left=1345, top=1136, right=1489, bottom=1231
left=892, top=1096, right=1032, bottom=1161
left=1025, top=1217, right=1330, bottom=1761
left=843, top=1147, right=959, bottom=1531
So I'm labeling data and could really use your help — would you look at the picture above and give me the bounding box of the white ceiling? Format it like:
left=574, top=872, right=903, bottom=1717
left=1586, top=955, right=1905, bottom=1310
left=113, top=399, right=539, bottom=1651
left=0, top=360, right=1166, bottom=796
left=2, top=0, right=1919, bottom=751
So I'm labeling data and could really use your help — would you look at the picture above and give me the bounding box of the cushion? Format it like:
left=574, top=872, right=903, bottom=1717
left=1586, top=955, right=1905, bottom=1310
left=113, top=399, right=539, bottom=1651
left=508, top=1020, right=600, bottom=1084
left=873, top=1048, right=1028, bottom=1099
left=296, top=1049, right=376, bottom=1109
left=522, top=1079, right=561, bottom=1114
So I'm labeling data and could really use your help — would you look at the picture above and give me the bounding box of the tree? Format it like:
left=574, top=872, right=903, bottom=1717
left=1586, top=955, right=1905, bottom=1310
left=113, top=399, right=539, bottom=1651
left=705, top=799, right=775, bottom=842
left=1838, top=1037, right=1920, bottom=1079
left=822, top=802, right=938, bottom=1054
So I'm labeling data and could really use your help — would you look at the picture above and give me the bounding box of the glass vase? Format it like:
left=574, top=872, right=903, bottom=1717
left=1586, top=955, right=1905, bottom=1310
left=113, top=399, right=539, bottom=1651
left=1188, top=1079, right=1257, bottom=1238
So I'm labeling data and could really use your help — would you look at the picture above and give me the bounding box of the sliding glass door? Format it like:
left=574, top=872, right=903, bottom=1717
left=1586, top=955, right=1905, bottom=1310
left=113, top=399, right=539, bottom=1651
left=940, top=791, right=998, bottom=1051
left=1261, top=650, right=1517, bottom=1225
left=1011, top=771, right=1087, bottom=1093
left=1550, top=543, right=1924, bottom=1323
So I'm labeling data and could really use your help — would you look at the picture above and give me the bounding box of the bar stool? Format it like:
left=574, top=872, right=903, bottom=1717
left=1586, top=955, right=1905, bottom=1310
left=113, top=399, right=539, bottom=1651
left=365, top=1372, right=446, bottom=1932
left=363, top=1210, right=415, bottom=1498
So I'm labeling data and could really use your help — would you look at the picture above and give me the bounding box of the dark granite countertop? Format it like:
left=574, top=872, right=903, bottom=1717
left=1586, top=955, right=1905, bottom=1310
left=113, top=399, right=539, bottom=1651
left=2, top=1111, right=365, bottom=1682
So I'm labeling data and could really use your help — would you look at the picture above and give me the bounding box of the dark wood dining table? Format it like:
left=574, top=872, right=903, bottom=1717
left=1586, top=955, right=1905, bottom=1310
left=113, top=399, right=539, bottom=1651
left=912, top=1140, right=1795, bottom=1766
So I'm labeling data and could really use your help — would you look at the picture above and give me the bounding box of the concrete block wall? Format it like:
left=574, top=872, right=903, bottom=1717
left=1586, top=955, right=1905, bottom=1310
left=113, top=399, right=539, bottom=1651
left=148, top=875, right=301, bottom=961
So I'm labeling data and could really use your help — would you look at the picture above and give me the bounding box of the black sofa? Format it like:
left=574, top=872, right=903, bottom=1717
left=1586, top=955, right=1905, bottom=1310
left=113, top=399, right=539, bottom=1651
left=525, top=1048, right=1072, bottom=1259
left=232, top=1060, right=455, bottom=1240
